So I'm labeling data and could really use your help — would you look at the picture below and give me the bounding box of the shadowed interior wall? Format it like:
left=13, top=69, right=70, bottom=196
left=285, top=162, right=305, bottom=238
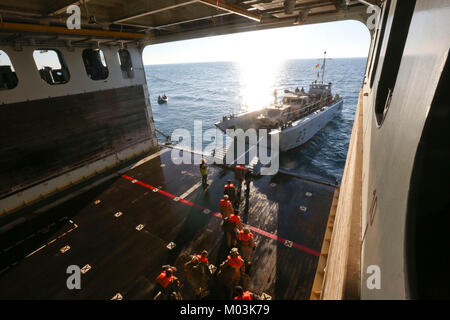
left=0, top=85, right=151, bottom=197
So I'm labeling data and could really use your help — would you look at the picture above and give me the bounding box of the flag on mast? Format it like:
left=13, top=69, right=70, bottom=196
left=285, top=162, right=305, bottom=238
left=315, top=63, right=320, bottom=69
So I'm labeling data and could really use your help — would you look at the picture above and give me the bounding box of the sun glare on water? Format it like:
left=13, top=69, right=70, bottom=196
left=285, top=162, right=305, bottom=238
left=236, top=57, right=284, bottom=113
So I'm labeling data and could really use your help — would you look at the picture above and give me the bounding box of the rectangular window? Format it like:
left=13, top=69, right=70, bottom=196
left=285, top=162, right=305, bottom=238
left=369, top=0, right=392, bottom=88
left=374, top=0, right=416, bottom=126
left=0, top=50, right=18, bottom=90
left=82, top=49, right=109, bottom=80
left=33, top=49, right=70, bottom=85
left=118, top=49, right=134, bottom=79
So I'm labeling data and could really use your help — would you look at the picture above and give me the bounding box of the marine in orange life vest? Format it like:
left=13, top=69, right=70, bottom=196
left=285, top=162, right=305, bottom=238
left=234, top=165, right=245, bottom=187
left=196, top=250, right=209, bottom=265
left=217, top=248, right=246, bottom=291
left=218, top=194, right=234, bottom=219
left=184, top=250, right=209, bottom=278
left=155, top=266, right=181, bottom=299
left=223, top=180, right=236, bottom=203
left=234, top=285, right=260, bottom=300
left=237, top=228, right=256, bottom=264
left=222, top=213, right=242, bottom=248
left=234, top=165, right=246, bottom=206
left=183, top=251, right=210, bottom=298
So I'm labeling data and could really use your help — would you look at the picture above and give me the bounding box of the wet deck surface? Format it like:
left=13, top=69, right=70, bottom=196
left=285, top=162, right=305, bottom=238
left=0, top=147, right=335, bottom=300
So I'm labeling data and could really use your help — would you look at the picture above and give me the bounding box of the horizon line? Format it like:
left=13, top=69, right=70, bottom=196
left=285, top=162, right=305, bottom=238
left=144, top=56, right=367, bottom=66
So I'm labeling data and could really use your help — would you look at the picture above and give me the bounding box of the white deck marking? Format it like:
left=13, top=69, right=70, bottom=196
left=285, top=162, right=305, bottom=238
left=25, top=245, right=46, bottom=258
left=166, top=242, right=176, bottom=250
left=24, top=222, right=78, bottom=258
left=179, top=179, right=212, bottom=199
left=126, top=148, right=170, bottom=171
left=284, top=240, right=293, bottom=248
left=111, top=293, right=123, bottom=300
left=81, top=264, right=91, bottom=274
left=261, top=293, right=272, bottom=300
left=208, top=264, right=217, bottom=274
left=59, top=245, right=70, bottom=253
left=179, top=181, right=202, bottom=199
left=0, top=267, right=10, bottom=275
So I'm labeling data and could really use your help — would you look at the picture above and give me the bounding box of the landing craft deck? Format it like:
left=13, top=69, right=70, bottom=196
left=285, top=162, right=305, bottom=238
left=0, top=147, right=334, bottom=299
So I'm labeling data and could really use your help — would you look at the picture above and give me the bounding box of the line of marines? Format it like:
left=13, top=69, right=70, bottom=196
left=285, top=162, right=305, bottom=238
left=154, top=162, right=261, bottom=300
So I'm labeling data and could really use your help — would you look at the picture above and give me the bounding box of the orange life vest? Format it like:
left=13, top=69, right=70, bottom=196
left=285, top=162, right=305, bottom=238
left=156, top=271, right=177, bottom=289
left=235, top=165, right=245, bottom=180
left=229, top=214, right=241, bottom=224
left=195, top=254, right=209, bottom=265
left=219, top=199, right=232, bottom=207
left=238, top=231, right=254, bottom=242
left=235, top=291, right=252, bottom=300
left=227, top=255, right=244, bottom=267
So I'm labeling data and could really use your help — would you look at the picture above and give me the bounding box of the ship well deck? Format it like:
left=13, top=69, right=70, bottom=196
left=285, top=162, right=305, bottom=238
left=0, top=147, right=335, bottom=299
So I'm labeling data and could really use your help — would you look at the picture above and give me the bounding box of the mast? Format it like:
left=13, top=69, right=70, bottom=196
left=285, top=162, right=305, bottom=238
left=321, top=51, right=326, bottom=83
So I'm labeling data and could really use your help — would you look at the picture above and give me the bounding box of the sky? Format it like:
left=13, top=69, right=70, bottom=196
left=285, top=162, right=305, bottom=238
left=143, top=20, right=371, bottom=65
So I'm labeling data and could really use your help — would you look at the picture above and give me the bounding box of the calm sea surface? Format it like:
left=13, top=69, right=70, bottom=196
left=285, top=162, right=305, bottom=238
left=144, top=58, right=366, bottom=184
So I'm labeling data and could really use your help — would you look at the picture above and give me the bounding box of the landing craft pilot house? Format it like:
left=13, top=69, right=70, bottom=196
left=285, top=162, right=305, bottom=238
left=0, top=0, right=449, bottom=300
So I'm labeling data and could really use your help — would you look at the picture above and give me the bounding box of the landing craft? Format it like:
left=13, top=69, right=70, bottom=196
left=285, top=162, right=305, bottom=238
left=216, top=52, right=343, bottom=151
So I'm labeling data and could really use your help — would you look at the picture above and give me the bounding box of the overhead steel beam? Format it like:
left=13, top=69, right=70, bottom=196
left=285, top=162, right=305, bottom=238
left=198, top=0, right=261, bottom=22
left=48, top=0, right=92, bottom=16
left=0, top=22, right=149, bottom=40
left=153, top=12, right=232, bottom=29
left=115, top=12, right=232, bottom=30
left=0, top=7, right=43, bottom=17
left=112, top=0, right=199, bottom=24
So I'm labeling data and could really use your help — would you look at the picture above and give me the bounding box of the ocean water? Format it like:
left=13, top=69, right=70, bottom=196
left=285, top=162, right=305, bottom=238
left=144, top=58, right=366, bottom=184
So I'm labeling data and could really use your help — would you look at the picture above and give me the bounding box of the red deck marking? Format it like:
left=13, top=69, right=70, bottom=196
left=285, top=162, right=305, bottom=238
left=121, top=174, right=320, bottom=257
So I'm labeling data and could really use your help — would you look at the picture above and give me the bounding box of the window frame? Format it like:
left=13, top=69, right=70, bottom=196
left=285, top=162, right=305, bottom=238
left=32, top=48, right=71, bottom=85
left=0, top=49, right=19, bottom=90
left=117, top=49, right=134, bottom=79
left=374, top=0, right=417, bottom=127
left=82, top=48, right=109, bottom=81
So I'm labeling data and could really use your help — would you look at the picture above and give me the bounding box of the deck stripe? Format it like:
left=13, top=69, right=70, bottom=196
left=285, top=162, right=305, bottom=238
left=122, top=174, right=320, bottom=257
left=179, top=182, right=203, bottom=199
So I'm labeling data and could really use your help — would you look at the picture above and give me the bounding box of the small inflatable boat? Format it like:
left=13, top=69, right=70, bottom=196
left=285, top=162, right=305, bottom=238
left=158, top=95, right=168, bottom=104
